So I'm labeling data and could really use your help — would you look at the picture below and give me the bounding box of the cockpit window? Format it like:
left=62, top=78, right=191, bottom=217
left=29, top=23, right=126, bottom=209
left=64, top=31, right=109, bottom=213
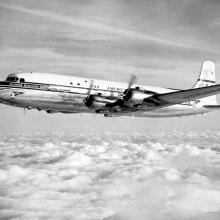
left=6, top=77, right=19, bottom=82
left=20, top=78, right=25, bottom=83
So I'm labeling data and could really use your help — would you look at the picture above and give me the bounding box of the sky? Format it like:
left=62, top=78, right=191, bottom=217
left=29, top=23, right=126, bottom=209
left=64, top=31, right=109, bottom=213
left=1, top=0, right=220, bottom=133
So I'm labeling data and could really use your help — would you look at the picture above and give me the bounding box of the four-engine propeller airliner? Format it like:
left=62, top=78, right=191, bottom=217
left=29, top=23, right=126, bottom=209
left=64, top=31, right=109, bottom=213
left=0, top=61, right=220, bottom=117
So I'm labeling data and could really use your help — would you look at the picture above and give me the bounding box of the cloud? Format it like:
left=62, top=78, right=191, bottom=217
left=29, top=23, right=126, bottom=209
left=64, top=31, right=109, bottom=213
left=0, top=131, right=220, bottom=219
left=0, top=2, right=202, bottom=49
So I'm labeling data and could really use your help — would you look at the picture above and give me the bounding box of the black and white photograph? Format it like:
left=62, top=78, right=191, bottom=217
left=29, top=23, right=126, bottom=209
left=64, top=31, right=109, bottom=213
left=1, top=0, right=220, bottom=219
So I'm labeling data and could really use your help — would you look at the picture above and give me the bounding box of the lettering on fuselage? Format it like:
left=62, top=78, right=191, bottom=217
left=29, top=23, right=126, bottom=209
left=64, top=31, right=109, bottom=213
left=11, top=83, right=48, bottom=90
left=92, top=85, right=100, bottom=89
left=107, top=86, right=124, bottom=92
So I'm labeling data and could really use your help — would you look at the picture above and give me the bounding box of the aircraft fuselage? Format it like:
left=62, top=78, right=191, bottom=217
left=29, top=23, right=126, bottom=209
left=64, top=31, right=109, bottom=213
left=0, top=72, right=211, bottom=117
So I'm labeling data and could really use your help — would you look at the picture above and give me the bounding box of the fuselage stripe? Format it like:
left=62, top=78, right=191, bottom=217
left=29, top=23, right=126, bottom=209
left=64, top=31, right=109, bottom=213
left=0, top=81, right=125, bottom=94
left=198, top=79, right=215, bottom=84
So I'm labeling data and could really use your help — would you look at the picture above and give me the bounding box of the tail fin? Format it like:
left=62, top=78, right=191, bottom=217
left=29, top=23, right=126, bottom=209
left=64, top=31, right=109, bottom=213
left=193, top=61, right=215, bottom=88
left=193, top=61, right=217, bottom=105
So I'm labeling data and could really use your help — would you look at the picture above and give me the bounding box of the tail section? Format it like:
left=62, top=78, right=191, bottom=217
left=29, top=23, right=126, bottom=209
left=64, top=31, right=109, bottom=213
left=193, top=61, right=217, bottom=105
left=193, top=61, right=215, bottom=88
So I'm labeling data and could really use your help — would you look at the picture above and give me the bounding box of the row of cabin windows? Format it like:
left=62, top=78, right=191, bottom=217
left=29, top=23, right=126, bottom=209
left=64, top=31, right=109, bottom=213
left=6, top=77, right=89, bottom=87
left=70, top=80, right=88, bottom=86
left=70, top=82, right=80, bottom=85
left=6, top=77, right=81, bottom=85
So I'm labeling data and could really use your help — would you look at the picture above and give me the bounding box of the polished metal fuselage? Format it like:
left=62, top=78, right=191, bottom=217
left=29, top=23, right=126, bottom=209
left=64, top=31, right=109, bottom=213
left=0, top=72, right=211, bottom=117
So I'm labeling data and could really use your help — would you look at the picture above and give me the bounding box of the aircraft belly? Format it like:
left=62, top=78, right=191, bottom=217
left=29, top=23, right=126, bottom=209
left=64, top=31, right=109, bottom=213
left=0, top=89, right=90, bottom=112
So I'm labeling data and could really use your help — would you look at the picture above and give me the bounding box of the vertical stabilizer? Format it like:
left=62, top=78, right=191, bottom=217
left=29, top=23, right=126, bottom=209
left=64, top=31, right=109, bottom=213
left=193, top=61, right=217, bottom=105
left=193, top=61, right=215, bottom=88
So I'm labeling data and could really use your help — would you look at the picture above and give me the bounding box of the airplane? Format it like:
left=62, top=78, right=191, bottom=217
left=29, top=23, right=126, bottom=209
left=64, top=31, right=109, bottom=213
left=0, top=61, right=220, bottom=118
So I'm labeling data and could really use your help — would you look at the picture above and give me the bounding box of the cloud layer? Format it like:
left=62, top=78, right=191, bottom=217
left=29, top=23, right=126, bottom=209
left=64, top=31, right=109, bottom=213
left=0, top=131, right=220, bottom=219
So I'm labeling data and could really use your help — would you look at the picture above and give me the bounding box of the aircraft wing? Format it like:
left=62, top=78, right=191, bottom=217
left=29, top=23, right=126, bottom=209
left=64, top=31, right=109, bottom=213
left=96, top=84, right=220, bottom=116
left=143, top=84, right=220, bottom=107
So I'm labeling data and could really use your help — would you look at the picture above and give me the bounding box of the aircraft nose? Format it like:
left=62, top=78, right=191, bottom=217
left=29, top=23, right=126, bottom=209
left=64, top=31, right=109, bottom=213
left=0, top=89, right=6, bottom=101
left=0, top=88, right=13, bottom=103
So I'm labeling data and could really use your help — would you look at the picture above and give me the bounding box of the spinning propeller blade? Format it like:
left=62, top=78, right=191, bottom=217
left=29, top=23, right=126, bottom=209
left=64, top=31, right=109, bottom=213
left=84, top=79, right=94, bottom=103
left=124, top=74, right=137, bottom=96
left=106, top=74, right=137, bottom=107
left=128, top=74, right=137, bottom=89
left=86, top=80, right=94, bottom=96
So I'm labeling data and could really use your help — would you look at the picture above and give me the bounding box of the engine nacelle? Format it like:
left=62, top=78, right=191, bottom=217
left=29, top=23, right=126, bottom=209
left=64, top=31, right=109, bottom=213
left=85, top=95, right=115, bottom=110
left=124, top=89, right=154, bottom=107
left=124, top=89, right=156, bottom=108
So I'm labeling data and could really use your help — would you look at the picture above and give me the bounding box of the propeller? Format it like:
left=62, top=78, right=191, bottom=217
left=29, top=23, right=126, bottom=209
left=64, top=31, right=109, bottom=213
left=123, top=74, right=137, bottom=101
left=105, top=74, right=137, bottom=108
left=124, top=75, right=137, bottom=95
left=86, top=79, right=94, bottom=96
left=84, top=79, right=94, bottom=106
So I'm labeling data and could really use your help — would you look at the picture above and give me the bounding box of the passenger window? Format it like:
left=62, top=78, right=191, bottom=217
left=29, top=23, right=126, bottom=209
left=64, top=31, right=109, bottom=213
left=20, top=78, right=25, bottom=83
